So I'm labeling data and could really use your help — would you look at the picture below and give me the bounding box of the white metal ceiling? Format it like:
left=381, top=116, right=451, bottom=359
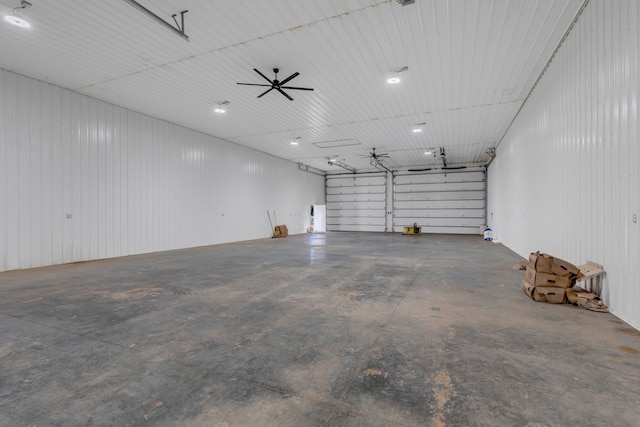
left=0, top=0, right=584, bottom=173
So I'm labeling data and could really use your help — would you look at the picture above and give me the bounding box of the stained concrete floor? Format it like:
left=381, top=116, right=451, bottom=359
left=1, top=232, right=639, bottom=427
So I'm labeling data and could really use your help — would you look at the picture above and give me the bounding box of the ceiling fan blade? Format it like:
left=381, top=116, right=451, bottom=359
left=281, top=86, right=314, bottom=91
left=276, top=87, right=294, bottom=101
left=254, top=68, right=274, bottom=84
left=257, top=87, right=275, bottom=98
left=237, top=83, right=272, bottom=87
left=279, top=72, right=299, bottom=86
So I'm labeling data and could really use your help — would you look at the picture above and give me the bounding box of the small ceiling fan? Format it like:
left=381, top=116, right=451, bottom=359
left=237, top=68, right=314, bottom=101
left=359, top=148, right=390, bottom=161
left=360, top=148, right=393, bottom=172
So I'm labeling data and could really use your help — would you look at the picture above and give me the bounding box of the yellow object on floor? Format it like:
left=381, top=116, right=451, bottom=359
left=403, top=226, right=421, bottom=235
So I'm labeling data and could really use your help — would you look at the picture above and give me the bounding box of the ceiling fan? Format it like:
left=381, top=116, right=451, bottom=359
left=359, top=148, right=390, bottom=161
left=360, top=148, right=393, bottom=172
left=237, top=68, right=314, bottom=101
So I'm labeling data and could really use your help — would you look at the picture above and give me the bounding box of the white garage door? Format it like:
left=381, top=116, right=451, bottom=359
left=326, top=174, right=387, bottom=232
left=393, top=170, right=486, bottom=234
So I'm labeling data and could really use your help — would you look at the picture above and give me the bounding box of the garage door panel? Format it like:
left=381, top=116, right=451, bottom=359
left=394, top=225, right=480, bottom=234
left=327, top=201, right=386, bottom=210
left=326, top=175, right=386, bottom=187
left=394, top=171, right=485, bottom=185
left=329, top=224, right=387, bottom=232
left=394, top=208, right=485, bottom=218
left=327, top=216, right=386, bottom=226
left=394, top=196, right=485, bottom=207
left=327, top=193, right=386, bottom=203
left=327, top=209, right=386, bottom=217
left=394, top=217, right=484, bottom=228
left=395, top=181, right=485, bottom=193
left=326, top=186, right=387, bottom=195
left=394, top=216, right=485, bottom=227
left=393, top=190, right=484, bottom=202
left=393, top=198, right=485, bottom=209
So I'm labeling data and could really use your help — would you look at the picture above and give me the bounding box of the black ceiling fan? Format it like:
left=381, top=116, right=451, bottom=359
left=359, top=148, right=390, bottom=161
left=360, top=148, right=393, bottom=172
left=237, top=68, right=314, bottom=101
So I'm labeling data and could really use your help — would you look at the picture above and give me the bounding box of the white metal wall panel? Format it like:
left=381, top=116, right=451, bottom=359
left=487, top=0, right=640, bottom=329
left=0, top=69, right=325, bottom=272
left=394, top=170, right=486, bottom=234
left=326, top=174, right=386, bottom=232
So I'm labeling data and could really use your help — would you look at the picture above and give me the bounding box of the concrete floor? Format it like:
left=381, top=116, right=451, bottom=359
left=1, top=232, right=639, bottom=427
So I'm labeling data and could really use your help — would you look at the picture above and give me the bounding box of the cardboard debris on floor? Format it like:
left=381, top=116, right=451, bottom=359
left=575, top=260, right=605, bottom=295
left=520, top=251, right=608, bottom=312
left=513, top=260, right=528, bottom=270
left=274, top=224, right=288, bottom=238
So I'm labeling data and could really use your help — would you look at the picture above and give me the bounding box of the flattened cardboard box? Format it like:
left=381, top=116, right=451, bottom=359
left=524, top=266, right=573, bottom=288
left=521, top=280, right=535, bottom=299
left=534, top=287, right=567, bottom=304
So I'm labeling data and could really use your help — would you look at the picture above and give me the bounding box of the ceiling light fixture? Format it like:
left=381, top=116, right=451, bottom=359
left=413, top=121, right=426, bottom=133
left=387, top=66, right=409, bottom=85
left=4, top=0, right=32, bottom=28
left=290, top=136, right=301, bottom=145
left=213, top=101, right=229, bottom=114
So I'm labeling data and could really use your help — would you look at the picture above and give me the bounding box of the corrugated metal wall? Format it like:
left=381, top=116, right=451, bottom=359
left=487, top=0, right=640, bottom=329
left=0, top=69, right=325, bottom=272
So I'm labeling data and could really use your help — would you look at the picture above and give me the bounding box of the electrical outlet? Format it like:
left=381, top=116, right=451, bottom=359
left=633, top=214, right=637, bottom=224
left=66, top=214, right=72, bottom=219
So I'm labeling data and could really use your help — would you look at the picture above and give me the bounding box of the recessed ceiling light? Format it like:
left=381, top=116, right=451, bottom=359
left=387, top=66, right=408, bottom=84
left=412, top=128, right=423, bottom=133
left=213, top=101, right=229, bottom=114
left=4, top=0, right=31, bottom=28
left=290, top=141, right=298, bottom=145
left=4, top=14, right=30, bottom=27
left=424, top=150, right=432, bottom=155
